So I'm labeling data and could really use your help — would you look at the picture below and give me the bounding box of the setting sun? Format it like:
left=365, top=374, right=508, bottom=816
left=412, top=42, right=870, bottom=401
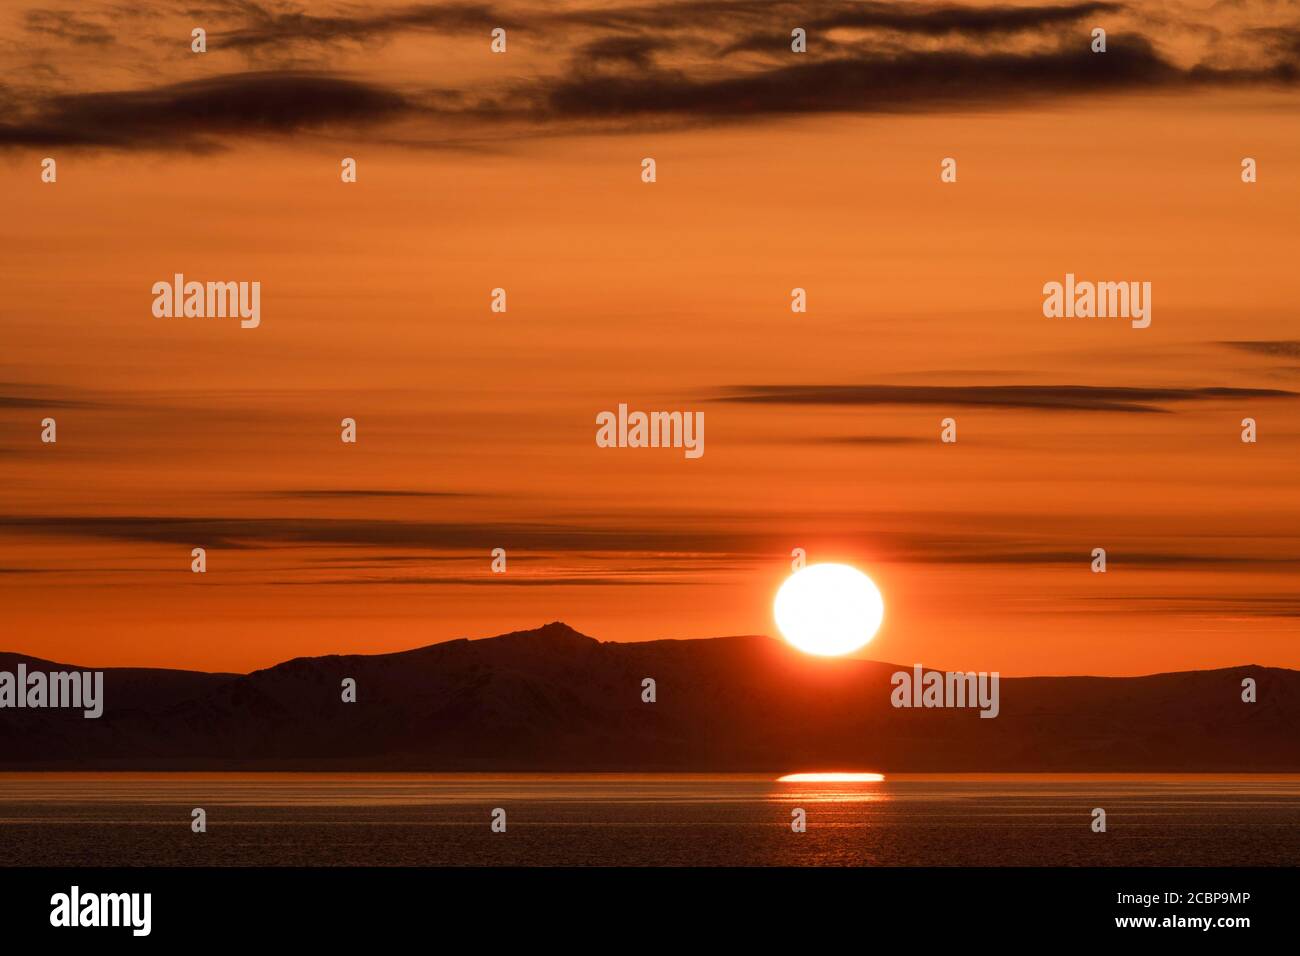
left=774, top=563, right=885, bottom=657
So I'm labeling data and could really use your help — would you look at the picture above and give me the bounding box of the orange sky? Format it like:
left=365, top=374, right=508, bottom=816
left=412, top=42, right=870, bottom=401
left=1, top=0, right=1298, bottom=674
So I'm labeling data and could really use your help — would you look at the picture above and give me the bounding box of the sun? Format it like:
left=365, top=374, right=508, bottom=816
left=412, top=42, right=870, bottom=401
left=774, top=562, right=884, bottom=656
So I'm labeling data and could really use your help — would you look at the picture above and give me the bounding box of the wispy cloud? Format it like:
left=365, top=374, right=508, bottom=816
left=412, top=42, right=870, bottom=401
left=2, top=513, right=1296, bottom=572
left=809, top=435, right=928, bottom=445
left=0, top=392, right=95, bottom=409
left=713, top=384, right=1297, bottom=413
left=260, top=488, right=481, bottom=500
left=1219, top=340, right=1300, bottom=359
left=213, top=2, right=507, bottom=50
left=23, top=9, right=116, bottom=46
left=0, top=71, right=413, bottom=150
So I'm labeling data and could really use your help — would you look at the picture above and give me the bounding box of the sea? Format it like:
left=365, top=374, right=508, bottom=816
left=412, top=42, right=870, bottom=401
left=0, top=773, right=1296, bottom=866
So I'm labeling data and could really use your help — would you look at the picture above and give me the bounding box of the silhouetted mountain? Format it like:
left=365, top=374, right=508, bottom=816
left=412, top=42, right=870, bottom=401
left=2, top=622, right=1296, bottom=771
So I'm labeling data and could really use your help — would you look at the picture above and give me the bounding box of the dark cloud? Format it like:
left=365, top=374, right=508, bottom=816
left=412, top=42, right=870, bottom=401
left=555, top=0, right=1117, bottom=32
left=261, top=489, right=479, bottom=500
left=23, top=9, right=115, bottom=46
left=1120, top=594, right=1300, bottom=617
left=0, top=515, right=761, bottom=552
left=951, top=550, right=1300, bottom=568
left=538, top=34, right=1297, bottom=120
left=2, top=2, right=1297, bottom=152
left=578, top=35, right=676, bottom=69
left=1219, top=340, right=1300, bottom=359
left=0, top=71, right=413, bottom=150
left=214, top=2, right=505, bottom=51
left=0, top=393, right=93, bottom=409
left=205, top=0, right=1125, bottom=53
left=714, top=384, right=1297, bottom=413
left=809, top=435, right=928, bottom=445
left=807, top=1, right=1125, bottom=36
left=720, top=1, right=1126, bottom=54
left=1247, top=24, right=1300, bottom=60
left=269, top=574, right=680, bottom=586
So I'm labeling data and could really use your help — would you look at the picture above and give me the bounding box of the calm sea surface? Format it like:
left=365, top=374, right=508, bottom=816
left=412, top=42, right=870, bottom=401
left=1, top=773, right=1296, bottom=866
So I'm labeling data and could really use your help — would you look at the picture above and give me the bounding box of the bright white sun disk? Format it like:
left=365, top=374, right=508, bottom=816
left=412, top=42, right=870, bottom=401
left=774, top=562, right=884, bottom=656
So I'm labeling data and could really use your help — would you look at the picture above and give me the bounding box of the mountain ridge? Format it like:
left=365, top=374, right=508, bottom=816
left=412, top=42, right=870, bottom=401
left=4, top=621, right=1281, bottom=680
left=2, top=622, right=1296, bottom=772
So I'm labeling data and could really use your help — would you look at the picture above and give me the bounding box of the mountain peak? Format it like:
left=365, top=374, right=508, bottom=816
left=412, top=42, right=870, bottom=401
left=489, top=621, right=596, bottom=643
